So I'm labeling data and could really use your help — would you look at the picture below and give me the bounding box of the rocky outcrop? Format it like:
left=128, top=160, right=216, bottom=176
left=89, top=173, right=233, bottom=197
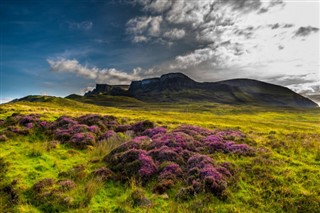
left=84, top=84, right=129, bottom=96
left=129, top=73, right=199, bottom=94
left=82, top=72, right=318, bottom=108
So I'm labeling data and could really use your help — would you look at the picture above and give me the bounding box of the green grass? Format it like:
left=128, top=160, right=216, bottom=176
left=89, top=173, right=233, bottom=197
left=0, top=98, right=320, bottom=212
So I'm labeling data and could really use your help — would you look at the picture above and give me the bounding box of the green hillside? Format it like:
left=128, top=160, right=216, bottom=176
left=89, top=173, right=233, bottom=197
left=0, top=99, right=319, bottom=212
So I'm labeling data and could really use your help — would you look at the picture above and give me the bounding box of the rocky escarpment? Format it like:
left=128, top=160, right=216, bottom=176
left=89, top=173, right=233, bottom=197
left=84, top=84, right=129, bottom=96
left=83, top=72, right=318, bottom=108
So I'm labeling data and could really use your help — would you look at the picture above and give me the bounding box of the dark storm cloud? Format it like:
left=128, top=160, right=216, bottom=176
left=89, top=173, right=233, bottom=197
left=294, top=26, right=319, bottom=37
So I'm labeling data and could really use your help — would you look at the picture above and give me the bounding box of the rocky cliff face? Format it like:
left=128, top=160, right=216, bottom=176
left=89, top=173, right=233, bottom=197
left=85, top=84, right=129, bottom=96
left=84, top=72, right=318, bottom=108
left=129, top=73, right=198, bottom=94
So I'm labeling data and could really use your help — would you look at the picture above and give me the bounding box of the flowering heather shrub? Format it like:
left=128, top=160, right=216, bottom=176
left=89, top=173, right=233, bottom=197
left=69, top=132, right=96, bottom=149
left=115, top=124, right=131, bottom=132
left=105, top=149, right=157, bottom=181
left=1, top=113, right=254, bottom=199
left=39, top=121, right=48, bottom=129
left=148, top=146, right=184, bottom=164
left=104, top=124, right=254, bottom=197
left=26, top=122, right=33, bottom=129
left=131, top=120, right=154, bottom=134
left=77, top=114, right=115, bottom=130
left=88, top=125, right=100, bottom=134
left=173, top=125, right=213, bottom=139
left=107, top=136, right=151, bottom=156
left=19, top=114, right=40, bottom=127
left=138, top=152, right=157, bottom=178
left=187, top=154, right=214, bottom=170
left=159, top=162, right=183, bottom=180
left=225, top=141, right=254, bottom=156
left=53, top=124, right=91, bottom=143
left=187, top=154, right=227, bottom=197
left=99, top=130, right=118, bottom=141
left=150, top=132, right=196, bottom=151
left=49, top=116, right=78, bottom=130
left=142, top=127, right=167, bottom=138
left=214, top=129, right=246, bottom=141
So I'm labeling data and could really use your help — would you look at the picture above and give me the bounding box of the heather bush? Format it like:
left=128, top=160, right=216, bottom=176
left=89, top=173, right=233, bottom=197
left=131, top=120, right=154, bottom=134
left=225, top=141, right=254, bottom=156
left=173, top=125, right=213, bottom=139
left=69, top=132, right=96, bottom=149
left=214, top=129, right=245, bottom=141
left=49, top=116, right=78, bottom=130
left=105, top=149, right=157, bottom=181
left=115, top=124, right=131, bottom=132
left=150, top=132, right=196, bottom=151
left=19, top=114, right=41, bottom=127
left=99, top=130, right=118, bottom=142
left=103, top=124, right=254, bottom=197
left=77, top=114, right=118, bottom=131
left=142, top=127, right=167, bottom=138
left=148, top=146, right=184, bottom=164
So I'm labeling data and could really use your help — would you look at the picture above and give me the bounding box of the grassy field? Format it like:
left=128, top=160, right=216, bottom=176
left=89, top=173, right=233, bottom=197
left=0, top=97, right=320, bottom=212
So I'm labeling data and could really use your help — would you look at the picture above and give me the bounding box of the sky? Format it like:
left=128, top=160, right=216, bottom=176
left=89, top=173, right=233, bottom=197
left=1, top=0, right=319, bottom=103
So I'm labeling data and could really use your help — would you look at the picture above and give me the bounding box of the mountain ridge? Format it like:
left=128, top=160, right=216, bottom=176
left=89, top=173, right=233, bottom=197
left=122, top=72, right=318, bottom=108
left=9, top=73, right=318, bottom=108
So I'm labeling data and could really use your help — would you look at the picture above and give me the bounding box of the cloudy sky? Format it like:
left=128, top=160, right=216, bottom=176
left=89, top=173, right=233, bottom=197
left=1, top=0, right=319, bottom=103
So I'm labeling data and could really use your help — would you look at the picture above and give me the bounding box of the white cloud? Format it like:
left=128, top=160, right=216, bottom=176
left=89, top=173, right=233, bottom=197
left=125, top=0, right=319, bottom=96
left=47, top=58, right=142, bottom=84
left=0, top=97, right=14, bottom=104
left=163, top=28, right=185, bottom=40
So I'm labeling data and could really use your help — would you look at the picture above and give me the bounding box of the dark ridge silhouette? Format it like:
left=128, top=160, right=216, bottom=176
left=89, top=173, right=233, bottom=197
left=11, top=73, right=318, bottom=108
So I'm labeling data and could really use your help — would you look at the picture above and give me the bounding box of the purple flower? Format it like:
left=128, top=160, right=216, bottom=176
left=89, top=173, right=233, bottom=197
left=148, top=146, right=183, bottom=164
left=173, top=125, right=213, bottom=138
left=131, top=120, right=154, bottom=134
left=69, top=132, right=96, bottom=149
left=26, top=122, right=33, bottom=129
left=88, top=125, right=100, bottom=134
left=159, top=163, right=183, bottom=180
left=99, top=130, right=118, bottom=141
left=115, top=124, right=131, bottom=132
left=39, top=121, right=48, bottom=128
left=138, top=152, right=157, bottom=177
left=142, top=127, right=167, bottom=138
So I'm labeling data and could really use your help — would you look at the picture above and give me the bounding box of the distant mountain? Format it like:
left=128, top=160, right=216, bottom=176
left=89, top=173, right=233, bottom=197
left=13, top=73, right=317, bottom=108
left=123, top=72, right=317, bottom=108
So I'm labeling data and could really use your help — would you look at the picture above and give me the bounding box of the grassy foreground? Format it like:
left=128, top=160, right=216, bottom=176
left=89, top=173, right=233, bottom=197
left=0, top=98, right=320, bottom=212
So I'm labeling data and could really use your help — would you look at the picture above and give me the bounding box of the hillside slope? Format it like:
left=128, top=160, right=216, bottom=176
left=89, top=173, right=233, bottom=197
left=127, top=73, right=318, bottom=108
